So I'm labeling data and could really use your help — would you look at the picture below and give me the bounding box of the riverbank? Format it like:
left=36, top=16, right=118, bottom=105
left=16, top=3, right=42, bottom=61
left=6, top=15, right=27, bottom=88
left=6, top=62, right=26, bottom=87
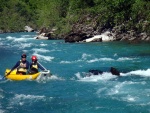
left=63, top=14, right=150, bottom=43
left=0, top=0, right=149, bottom=43
left=1, top=16, right=150, bottom=43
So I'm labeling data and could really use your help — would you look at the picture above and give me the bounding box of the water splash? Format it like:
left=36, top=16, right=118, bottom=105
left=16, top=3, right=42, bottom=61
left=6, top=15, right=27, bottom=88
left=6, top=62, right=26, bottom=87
left=75, top=72, right=117, bottom=82
left=32, top=53, right=54, bottom=62
left=121, top=68, right=150, bottom=77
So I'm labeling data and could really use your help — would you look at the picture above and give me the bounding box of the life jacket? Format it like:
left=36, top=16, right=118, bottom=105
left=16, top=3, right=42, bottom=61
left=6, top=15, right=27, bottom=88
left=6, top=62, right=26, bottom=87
left=30, top=62, right=38, bottom=72
left=17, top=60, right=27, bottom=73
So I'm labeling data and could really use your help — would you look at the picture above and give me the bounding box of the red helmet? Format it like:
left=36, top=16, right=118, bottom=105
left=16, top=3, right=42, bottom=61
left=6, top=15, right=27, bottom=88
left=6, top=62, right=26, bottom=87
left=31, top=55, right=37, bottom=61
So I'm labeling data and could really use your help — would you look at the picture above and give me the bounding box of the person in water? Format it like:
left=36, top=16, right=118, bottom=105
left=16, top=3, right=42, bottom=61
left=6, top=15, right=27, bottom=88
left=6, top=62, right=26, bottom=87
left=29, top=55, right=45, bottom=74
left=7, top=53, right=30, bottom=75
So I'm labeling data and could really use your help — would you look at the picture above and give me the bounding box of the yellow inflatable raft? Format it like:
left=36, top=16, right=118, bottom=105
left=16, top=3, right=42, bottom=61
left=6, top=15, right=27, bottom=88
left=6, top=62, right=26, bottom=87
left=5, top=69, right=40, bottom=81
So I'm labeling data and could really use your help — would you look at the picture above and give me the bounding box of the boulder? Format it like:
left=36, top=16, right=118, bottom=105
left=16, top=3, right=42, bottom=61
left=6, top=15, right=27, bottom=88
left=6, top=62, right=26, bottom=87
left=89, top=70, right=103, bottom=75
left=36, top=27, right=57, bottom=39
left=110, top=67, right=120, bottom=76
left=65, top=33, right=90, bottom=43
left=87, top=67, right=120, bottom=77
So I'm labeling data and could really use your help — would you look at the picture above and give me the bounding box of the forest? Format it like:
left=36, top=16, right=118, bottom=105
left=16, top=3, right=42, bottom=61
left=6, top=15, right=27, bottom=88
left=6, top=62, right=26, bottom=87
left=0, top=0, right=149, bottom=36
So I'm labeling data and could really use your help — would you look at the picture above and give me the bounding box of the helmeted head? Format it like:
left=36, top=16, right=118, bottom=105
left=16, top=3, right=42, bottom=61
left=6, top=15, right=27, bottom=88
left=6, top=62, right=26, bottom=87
left=21, top=53, right=27, bottom=58
left=31, top=55, right=37, bottom=62
left=21, top=53, right=27, bottom=61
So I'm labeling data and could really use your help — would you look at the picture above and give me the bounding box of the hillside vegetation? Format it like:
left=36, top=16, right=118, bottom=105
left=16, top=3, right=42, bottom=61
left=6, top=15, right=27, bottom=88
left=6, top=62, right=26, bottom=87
left=0, top=0, right=149, bottom=36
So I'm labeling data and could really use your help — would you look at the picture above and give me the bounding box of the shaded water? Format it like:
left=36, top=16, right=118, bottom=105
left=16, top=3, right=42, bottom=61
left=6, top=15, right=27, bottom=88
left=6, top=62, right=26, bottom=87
left=0, top=32, right=150, bottom=113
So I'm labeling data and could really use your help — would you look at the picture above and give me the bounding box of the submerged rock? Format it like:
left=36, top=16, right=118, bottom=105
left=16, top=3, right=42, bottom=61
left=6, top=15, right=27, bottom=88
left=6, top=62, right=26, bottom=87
left=87, top=67, right=120, bottom=77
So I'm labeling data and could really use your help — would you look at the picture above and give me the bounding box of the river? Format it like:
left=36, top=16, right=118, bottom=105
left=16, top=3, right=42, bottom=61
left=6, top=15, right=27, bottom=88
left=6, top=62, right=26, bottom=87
left=0, top=32, right=150, bottom=113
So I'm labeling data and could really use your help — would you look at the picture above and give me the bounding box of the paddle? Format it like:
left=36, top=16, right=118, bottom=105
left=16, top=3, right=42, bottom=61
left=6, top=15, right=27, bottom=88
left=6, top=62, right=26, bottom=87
left=37, top=61, right=48, bottom=71
left=37, top=61, right=52, bottom=75
left=3, top=65, right=20, bottom=79
left=3, top=69, right=14, bottom=79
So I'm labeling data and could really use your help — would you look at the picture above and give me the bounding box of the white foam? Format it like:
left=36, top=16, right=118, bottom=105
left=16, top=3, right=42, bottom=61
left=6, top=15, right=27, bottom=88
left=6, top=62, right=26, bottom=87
left=14, top=94, right=45, bottom=100
left=60, top=61, right=72, bottom=64
left=106, top=81, right=136, bottom=96
left=82, top=56, right=137, bottom=63
left=61, top=55, right=114, bottom=64
left=12, top=42, right=33, bottom=49
left=86, top=57, right=138, bottom=63
left=32, top=48, right=50, bottom=53
left=20, top=43, right=33, bottom=48
left=96, top=87, right=108, bottom=95
left=138, top=102, right=150, bottom=106
left=121, top=69, right=150, bottom=77
left=107, top=84, right=122, bottom=95
left=40, top=43, right=47, bottom=46
left=81, top=53, right=91, bottom=60
left=87, top=58, right=114, bottom=63
left=75, top=72, right=83, bottom=80
left=49, top=75, right=64, bottom=80
left=0, top=42, right=3, bottom=46
left=0, top=75, right=3, bottom=80
left=6, top=35, right=34, bottom=43
left=6, top=36, right=15, bottom=40
left=9, top=94, right=49, bottom=106
left=21, top=35, right=35, bottom=38
left=0, top=93, right=4, bottom=99
left=0, top=109, right=5, bottom=113
left=76, top=72, right=117, bottom=82
left=117, top=57, right=137, bottom=61
left=99, top=58, right=114, bottom=61
left=87, top=58, right=99, bottom=63
left=122, top=95, right=138, bottom=102
left=33, top=53, right=54, bottom=62
left=60, top=59, right=82, bottom=64
left=114, top=53, right=118, bottom=57
left=13, top=37, right=28, bottom=42
left=129, top=69, right=150, bottom=77
left=36, top=74, right=65, bottom=83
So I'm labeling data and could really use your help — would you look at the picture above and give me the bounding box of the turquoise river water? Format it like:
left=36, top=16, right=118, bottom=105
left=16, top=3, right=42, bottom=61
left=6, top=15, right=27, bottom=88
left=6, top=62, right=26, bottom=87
left=0, top=32, right=150, bottom=113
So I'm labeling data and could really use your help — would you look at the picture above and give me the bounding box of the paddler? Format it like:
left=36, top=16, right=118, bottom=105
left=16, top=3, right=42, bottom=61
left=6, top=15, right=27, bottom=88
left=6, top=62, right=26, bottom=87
left=7, top=53, right=30, bottom=75
left=29, top=55, right=46, bottom=74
